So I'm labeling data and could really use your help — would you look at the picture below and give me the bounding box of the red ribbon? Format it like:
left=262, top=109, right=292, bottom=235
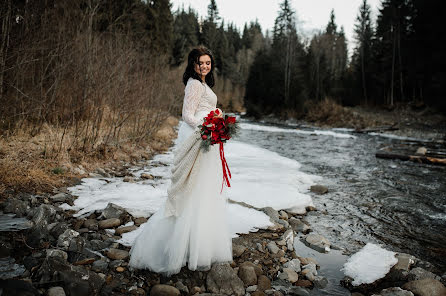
left=219, top=142, right=231, bottom=193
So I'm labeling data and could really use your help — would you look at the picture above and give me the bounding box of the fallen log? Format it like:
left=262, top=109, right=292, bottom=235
left=376, top=152, right=446, bottom=166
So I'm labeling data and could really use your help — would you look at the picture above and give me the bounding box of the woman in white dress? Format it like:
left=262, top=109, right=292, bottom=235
left=129, top=46, right=233, bottom=276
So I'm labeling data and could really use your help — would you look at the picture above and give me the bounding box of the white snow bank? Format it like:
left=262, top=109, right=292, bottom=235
left=341, top=243, right=398, bottom=286
left=240, top=123, right=357, bottom=139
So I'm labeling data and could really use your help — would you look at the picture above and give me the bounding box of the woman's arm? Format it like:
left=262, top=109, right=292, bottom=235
left=182, top=79, right=204, bottom=128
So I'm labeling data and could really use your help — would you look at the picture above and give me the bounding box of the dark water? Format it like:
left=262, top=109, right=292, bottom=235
left=237, top=120, right=446, bottom=276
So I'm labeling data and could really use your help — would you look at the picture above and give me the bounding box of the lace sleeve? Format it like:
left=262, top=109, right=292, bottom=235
left=182, top=79, right=204, bottom=128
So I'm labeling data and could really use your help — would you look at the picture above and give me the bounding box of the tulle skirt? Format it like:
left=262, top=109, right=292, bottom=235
left=129, top=114, right=233, bottom=275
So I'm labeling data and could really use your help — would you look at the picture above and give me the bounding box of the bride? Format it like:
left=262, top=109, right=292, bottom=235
left=129, top=46, right=233, bottom=275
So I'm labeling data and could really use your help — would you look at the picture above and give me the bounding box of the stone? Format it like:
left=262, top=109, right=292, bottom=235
left=288, top=286, right=310, bottom=296
left=393, top=253, right=416, bottom=271
left=57, top=229, right=80, bottom=250
left=91, top=260, right=108, bottom=273
left=416, top=147, right=427, bottom=155
left=279, top=211, right=288, bottom=220
left=310, top=185, right=328, bottom=194
left=116, top=266, right=125, bottom=272
left=238, top=265, right=257, bottom=286
left=240, top=261, right=263, bottom=276
left=206, top=263, right=245, bottom=296
left=278, top=219, right=289, bottom=228
left=251, top=291, right=266, bottom=296
left=133, top=217, right=148, bottom=226
left=262, top=207, right=280, bottom=223
left=150, top=284, right=181, bottom=296
left=48, top=286, right=67, bottom=296
left=372, top=287, right=414, bottom=296
left=106, top=248, right=129, bottom=260
left=246, top=285, right=257, bottom=292
left=100, top=203, right=127, bottom=220
left=288, top=218, right=311, bottom=234
left=46, top=249, right=68, bottom=261
left=83, top=219, right=98, bottom=230
left=267, top=241, right=280, bottom=254
left=295, top=280, right=312, bottom=288
left=282, top=229, right=294, bottom=251
left=278, top=268, right=299, bottom=283
left=175, top=281, right=189, bottom=294
left=140, top=173, right=154, bottom=179
left=3, top=199, right=29, bottom=217
left=123, top=176, right=134, bottom=183
left=74, top=258, right=95, bottom=266
left=98, top=218, right=121, bottom=229
left=313, top=276, right=328, bottom=288
left=257, top=275, right=271, bottom=291
left=402, top=278, right=446, bottom=296
left=303, top=234, right=330, bottom=253
left=115, top=225, right=138, bottom=235
left=283, top=259, right=301, bottom=273
left=51, top=193, right=70, bottom=203
left=408, top=267, right=440, bottom=281
left=233, top=244, right=247, bottom=258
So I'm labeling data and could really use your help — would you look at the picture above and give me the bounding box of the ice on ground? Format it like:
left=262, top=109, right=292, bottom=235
left=240, top=122, right=357, bottom=139
left=341, top=243, right=398, bottom=286
left=225, top=141, right=320, bottom=212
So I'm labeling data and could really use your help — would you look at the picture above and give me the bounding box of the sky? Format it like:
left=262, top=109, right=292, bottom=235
left=171, top=0, right=382, bottom=54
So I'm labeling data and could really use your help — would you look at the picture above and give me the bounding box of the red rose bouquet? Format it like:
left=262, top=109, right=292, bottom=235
left=198, top=109, right=239, bottom=191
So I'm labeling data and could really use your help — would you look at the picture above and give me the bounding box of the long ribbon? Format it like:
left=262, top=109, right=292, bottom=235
left=219, top=142, right=231, bottom=193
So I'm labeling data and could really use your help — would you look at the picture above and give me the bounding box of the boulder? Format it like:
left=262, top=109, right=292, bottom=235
left=150, top=284, right=181, bottom=296
left=238, top=265, right=257, bottom=286
left=371, top=287, right=414, bottom=296
left=303, top=234, right=330, bottom=253
left=99, top=203, right=127, bottom=220
left=105, top=248, right=129, bottom=260
left=278, top=268, right=299, bottom=283
left=232, top=244, right=246, bottom=258
left=257, top=275, right=271, bottom=291
left=288, top=218, right=311, bottom=234
left=402, top=278, right=446, bottom=296
left=262, top=207, right=280, bottom=223
left=310, top=185, right=328, bottom=194
left=206, top=263, right=245, bottom=296
left=283, top=259, right=301, bottom=273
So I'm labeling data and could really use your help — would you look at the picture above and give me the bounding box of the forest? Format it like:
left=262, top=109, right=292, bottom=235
left=0, top=0, right=444, bottom=149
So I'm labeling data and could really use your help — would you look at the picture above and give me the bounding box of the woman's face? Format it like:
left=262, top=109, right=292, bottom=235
left=194, top=54, right=211, bottom=79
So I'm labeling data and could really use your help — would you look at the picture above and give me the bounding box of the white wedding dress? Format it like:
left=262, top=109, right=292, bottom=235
left=129, top=78, right=233, bottom=275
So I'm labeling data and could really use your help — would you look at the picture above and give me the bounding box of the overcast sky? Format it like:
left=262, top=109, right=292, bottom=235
left=171, top=0, right=382, bottom=54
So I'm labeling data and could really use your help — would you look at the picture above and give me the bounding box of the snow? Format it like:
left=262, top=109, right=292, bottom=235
left=240, top=122, right=357, bottom=139
left=64, top=122, right=321, bottom=241
left=341, top=243, right=398, bottom=286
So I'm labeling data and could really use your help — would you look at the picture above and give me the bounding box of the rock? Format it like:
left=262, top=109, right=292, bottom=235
left=123, top=176, right=134, bottom=183
left=238, top=265, right=257, bottom=286
left=0, top=279, right=39, bottom=295
left=140, top=173, right=154, bottom=179
left=150, top=284, right=180, bottom=296
left=51, top=193, right=70, bottom=203
left=48, top=286, right=66, bottom=296
left=115, top=225, right=138, bottom=235
left=283, top=259, right=301, bottom=273
left=175, top=281, right=189, bottom=294
left=233, top=244, right=246, bottom=258
left=267, top=241, right=280, bottom=254
left=282, top=229, right=294, bottom=251
left=252, top=291, right=266, bottom=296
left=416, top=147, right=427, bottom=155
left=95, top=168, right=111, bottom=178
left=279, top=210, right=288, bottom=220
left=30, top=204, right=58, bottom=226
left=206, top=263, right=245, bottom=296
left=133, top=217, right=148, bottom=226
left=87, top=239, right=108, bottom=251
left=73, top=258, right=95, bottom=266
left=313, top=276, right=328, bottom=288
left=394, top=253, right=416, bottom=271
left=57, top=229, right=80, bottom=250
left=402, top=278, right=446, bottom=296
left=288, top=218, right=311, bottom=234
left=98, top=218, right=121, bottom=229
left=46, top=249, right=68, bottom=261
left=310, top=185, right=328, bottom=194
left=288, top=286, right=310, bottom=296
left=262, top=207, right=280, bottom=223
left=116, top=266, right=125, bottom=272
left=372, top=287, right=414, bottom=296
left=106, top=248, right=129, bottom=260
left=100, top=203, right=127, bottom=220
left=257, top=275, right=271, bottom=291
left=278, top=219, right=289, bottom=228
left=91, top=259, right=108, bottom=273
left=408, top=267, right=440, bottom=281
left=240, top=261, right=263, bottom=276
left=278, top=268, right=299, bottom=283
left=295, top=280, right=312, bottom=288
left=83, top=219, right=98, bottom=230
left=3, top=199, right=29, bottom=217
left=303, top=234, right=330, bottom=253
left=246, top=285, right=257, bottom=292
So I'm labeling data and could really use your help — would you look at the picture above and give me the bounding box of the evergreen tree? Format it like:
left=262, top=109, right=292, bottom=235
left=172, top=7, right=200, bottom=65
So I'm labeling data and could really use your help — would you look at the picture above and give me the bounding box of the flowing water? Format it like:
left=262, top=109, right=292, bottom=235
left=237, top=119, right=446, bottom=278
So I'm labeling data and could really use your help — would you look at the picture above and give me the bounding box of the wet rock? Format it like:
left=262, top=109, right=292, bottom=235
left=310, top=185, right=328, bottom=194
left=283, top=259, right=301, bottom=273
left=313, top=275, right=328, bottom=288
left=48, top=286, right=66, bottom=296
left=133, top=217, right=148, bottom=226
left=106, top=248, right=129, bottom=260
left=46, top=249, right=68, bottom=261
left=402, top=278, right=446, bottom=296
left=232, top=244, right=246, bottom=258
left=303, top=233, right=330, bottom=253
left=91, top=259, right=108, bottom=273
left=288, top=286, right=310, bottom=296
left=206, top=263, right=245, bottom=296
left=278, top=268, right=299, bottom=283
left=109, top=259, right=124, bottom=269
left=295, top=280, right=312, bottom=288
left=371, top=287, right=414, bottom=296
left=115, top=225, right=138, bottom=235
left=51, top=193, right=70, bottom=203
left=57, top=229, right=80, bottom=250
left=267, top=241, right=280, bottom=254
left=262, top=207, right=280, bottom=223
left=288, top=218, right=311, bottom=234
left=257, top=275, right=271, bottom=291
left=99, top=203, right=127, bottom=220
left=408, top=267, right=441, bottom=281
left=98, top=218, right=121, bottom=229
left=238, top=265, right=257, bottom=286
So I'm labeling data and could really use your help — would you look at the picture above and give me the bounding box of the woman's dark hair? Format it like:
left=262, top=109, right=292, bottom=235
left=182, top=46, right=215, bottom=87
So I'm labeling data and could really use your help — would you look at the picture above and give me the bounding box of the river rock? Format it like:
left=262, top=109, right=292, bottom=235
left=31, top=204, right=58, bottom=226
left=206, top=263, right=245, bottom=296
left=48, top=286, right=66, bottom=296
left=91, top=259, right=109, bottom=273
left=288, top=286, right=310, bottom=296
left=238, top=265, right=257, bottom=286
left=150, top=285, right=181, bottom=296
left=83, top=219, right=98, bottom=230
left=279, top=210, right=288, bottom=220
left=267, top=241, right=280, bottom=254
left=278, top=219, right=289, bottom=228
left=175, top=281, right=189, bottom=294
left=408, top=267, right=441, bottom=281
left=115, top=225, right=137, bottom=235
left=140, top=173, right=154, bottom=179
left=394, top=253, right=416, bottom=271
left=240, top=261, right=263, bottom=276
left=313, top=276, right=328, bottom=288
left=303, top=233, right=330, bottom=252
left=100, top=203, right=127, bottom=220
left=416, top=147, right=427, bottom=155
left=310, top=185, right=328, bottom=194
left=283, top=259, right=301, bottom=273
left=57, top=229, right=80, bottom=250
left=46, top=249, right=68, bottom=261
left=402, top=278, right=446, bottom=296
left=106, top=248, right=129, bottom=260
left=257, top=275, right=271, bottom=291
left=288, top=218, right=311, bottom=234
left=133, top=217, right=148, bottom=226
left=3, top=199, right=29, bottom=217
left=232, top=244, right=246, bottom=257
left=51, top=193, right=70, bottom=203
left=278, top=268, right=299, bottom=283
left=282, top=229, right=294, bottom=251
left=371, top=287, right=414, bottom=296
left=98, top=218, right=121, bottom=229
left=262, top=207, right=281, bottom=223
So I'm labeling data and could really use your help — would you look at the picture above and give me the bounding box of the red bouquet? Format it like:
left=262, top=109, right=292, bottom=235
left=198, top=109, right=239, bottom=192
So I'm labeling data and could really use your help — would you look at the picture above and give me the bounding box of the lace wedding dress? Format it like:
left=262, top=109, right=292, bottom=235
left=129, top=78, right=233, bottom=275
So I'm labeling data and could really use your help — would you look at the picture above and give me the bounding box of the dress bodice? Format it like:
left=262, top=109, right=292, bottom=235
left=182, top=78, right=217, bottom=128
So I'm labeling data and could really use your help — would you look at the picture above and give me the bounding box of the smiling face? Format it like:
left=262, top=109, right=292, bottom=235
left=194, top=54, right=212, bottom=80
